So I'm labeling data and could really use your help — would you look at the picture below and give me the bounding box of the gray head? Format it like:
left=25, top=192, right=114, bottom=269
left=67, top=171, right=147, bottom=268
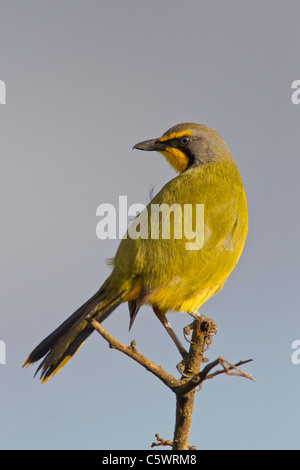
left=133, top=122, right=233, bottom=173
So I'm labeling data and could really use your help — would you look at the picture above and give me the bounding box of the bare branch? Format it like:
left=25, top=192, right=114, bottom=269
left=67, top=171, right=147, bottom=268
left=172, top=319, right=211, bottom=450
left=90, top=318, right=181, bottom=391
left=175, top=357, right=256, bottom=396
left=151, top=434, right=173, bottom=449
left=151, top=433, right=196, bottom=450
left=89, top=316, right=255, bottom=451
left=204, top=358, right=255, bottom=381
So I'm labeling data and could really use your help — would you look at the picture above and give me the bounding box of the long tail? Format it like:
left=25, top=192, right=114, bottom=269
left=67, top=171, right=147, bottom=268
left=23, top=281, right=126, bottom=383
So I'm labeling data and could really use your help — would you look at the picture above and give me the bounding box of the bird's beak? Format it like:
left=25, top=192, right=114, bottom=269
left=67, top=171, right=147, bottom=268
left=133, top=138, right=166, bottom=151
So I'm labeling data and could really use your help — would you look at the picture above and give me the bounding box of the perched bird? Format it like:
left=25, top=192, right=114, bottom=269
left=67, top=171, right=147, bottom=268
left=23, top=123, right=248, bottom=383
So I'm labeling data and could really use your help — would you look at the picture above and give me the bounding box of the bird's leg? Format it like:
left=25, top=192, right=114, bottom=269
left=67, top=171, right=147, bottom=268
left=153, top=306, right=188, bottom=360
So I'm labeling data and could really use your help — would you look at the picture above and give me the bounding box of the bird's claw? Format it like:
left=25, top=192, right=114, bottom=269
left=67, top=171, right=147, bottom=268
left=176, top=358, right=192, bottom=377
left=183, top=323, right=194, bottom=344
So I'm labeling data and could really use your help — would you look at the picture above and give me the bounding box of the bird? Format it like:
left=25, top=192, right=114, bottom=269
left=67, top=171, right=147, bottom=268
left=23, top=122, right=248, bottom=383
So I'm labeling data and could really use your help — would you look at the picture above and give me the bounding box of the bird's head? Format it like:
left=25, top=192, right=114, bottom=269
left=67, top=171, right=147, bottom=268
left=133, top=122, right=232, bottom=173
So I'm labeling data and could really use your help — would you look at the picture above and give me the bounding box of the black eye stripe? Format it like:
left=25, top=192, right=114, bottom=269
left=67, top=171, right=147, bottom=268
left=161, top=136, right=190, bottom=147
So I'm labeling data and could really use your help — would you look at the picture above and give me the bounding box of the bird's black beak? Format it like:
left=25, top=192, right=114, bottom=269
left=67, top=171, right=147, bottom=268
left=133, top=138, right=166, bottom=151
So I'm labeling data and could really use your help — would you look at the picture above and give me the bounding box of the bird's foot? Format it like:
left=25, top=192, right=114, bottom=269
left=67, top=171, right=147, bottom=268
left=176, top=357, right=191, bottom=377
left=185, top=311, right=217, bottom=352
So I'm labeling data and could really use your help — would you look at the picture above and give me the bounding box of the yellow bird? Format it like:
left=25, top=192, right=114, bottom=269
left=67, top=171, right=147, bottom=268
left=23, top=123, right=248, bottom=383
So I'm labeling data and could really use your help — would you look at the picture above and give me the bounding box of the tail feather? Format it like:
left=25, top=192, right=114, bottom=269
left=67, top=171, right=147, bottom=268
left=23, top=284, right=126, bottom=383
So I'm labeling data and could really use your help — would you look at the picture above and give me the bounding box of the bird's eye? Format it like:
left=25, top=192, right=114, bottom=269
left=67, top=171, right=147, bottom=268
left=179, top=136, right=190, bottom=146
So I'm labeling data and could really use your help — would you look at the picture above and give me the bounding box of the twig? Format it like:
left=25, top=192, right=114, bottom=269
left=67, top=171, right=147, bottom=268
left=175, top=357, right=255, bottom=396
left=204, top=358, right=255, bottom=381
left=90, top=318, right=180, bottom=391
left=151, top=434, right=173, bottom=448
left=151, top=433, right=196, bottom=450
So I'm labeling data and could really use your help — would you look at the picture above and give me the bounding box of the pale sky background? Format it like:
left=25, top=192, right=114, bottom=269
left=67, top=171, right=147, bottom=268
left=1, top=1, right=300, bottom=450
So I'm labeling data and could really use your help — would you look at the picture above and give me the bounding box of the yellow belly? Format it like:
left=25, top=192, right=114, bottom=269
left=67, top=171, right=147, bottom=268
left=148, top=279, right=224, bottom=314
